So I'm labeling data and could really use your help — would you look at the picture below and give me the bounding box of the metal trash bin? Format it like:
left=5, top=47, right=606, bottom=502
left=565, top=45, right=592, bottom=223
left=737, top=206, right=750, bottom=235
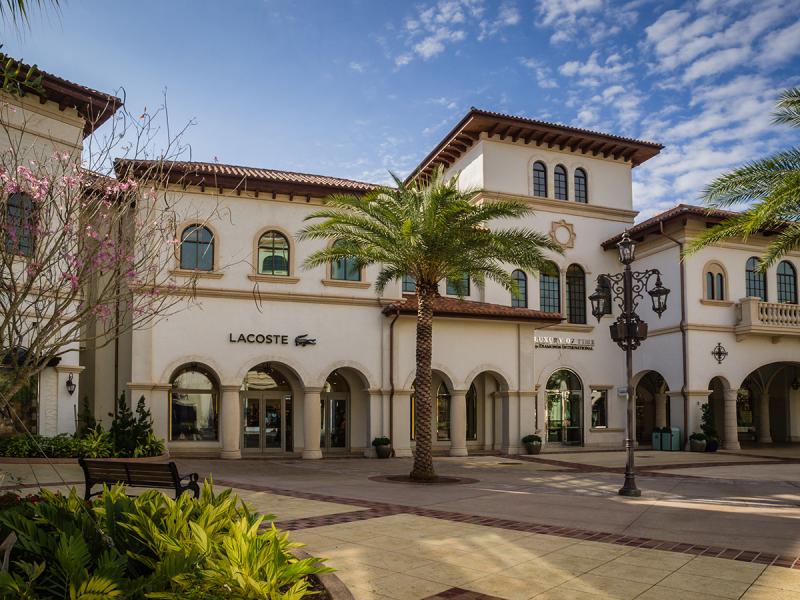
left=668, top=427, right=681, bottom=451
left=651, top=431, right=662, bottom=450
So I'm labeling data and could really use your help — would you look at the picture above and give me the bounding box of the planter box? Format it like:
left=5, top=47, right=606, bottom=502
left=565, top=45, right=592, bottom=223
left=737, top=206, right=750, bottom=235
left=651, top=432, right=662, bottom=451
left=374, top=445, right=391, bottom=459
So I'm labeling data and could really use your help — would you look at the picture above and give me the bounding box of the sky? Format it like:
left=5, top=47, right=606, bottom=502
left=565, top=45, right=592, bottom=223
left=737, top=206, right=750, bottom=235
left=3, top=0, right=800, bottom=221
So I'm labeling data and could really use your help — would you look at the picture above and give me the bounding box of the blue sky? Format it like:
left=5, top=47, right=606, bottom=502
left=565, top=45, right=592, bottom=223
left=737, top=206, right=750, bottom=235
left=3, top=0, right=800, bottom=220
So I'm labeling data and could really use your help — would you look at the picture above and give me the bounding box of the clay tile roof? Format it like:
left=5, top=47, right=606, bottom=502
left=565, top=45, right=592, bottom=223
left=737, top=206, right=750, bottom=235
left=407, top=107, right=663, bottom=184
left=601, top=203, right=742, bottom=249
left=4, top=56, right=122, bottom=135
left=382, top=294, right=563, bottom=325
left=115, top=159, right=380, bottom=197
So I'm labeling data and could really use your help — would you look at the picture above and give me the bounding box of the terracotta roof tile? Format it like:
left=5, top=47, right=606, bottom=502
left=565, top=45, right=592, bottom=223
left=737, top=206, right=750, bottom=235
left=382, top=294, right=563, bottom=324
left=115, top=159, right=380, bottom=196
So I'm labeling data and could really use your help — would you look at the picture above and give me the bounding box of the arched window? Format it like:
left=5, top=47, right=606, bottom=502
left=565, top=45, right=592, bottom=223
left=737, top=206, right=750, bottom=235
left=539, top=261, right=560, bottom=313
left=331, top=240, right=361, bottom=281
left=532, top=161, right=547, bottom=197
left=170, top=366, right=219, bottom=441
left=704, top=263, right=725, bottom=301
left=258, top=230, right=290, bottom=276
left=180, top=225, right=214, bottom=271
left=554, top=165, right=568, bottom=200
left=777, top=261, right=797, bottom=304
left=511, top=269, right=527, bottom=308
left=574, top=168, right=588, bottom=203
left=402, top=274, right=417, bottom=293
left=566, top=264, right=586, bottom=324
left=745, top=257, right=767, bottom=301
left=5, top=192, right=35, bottom=257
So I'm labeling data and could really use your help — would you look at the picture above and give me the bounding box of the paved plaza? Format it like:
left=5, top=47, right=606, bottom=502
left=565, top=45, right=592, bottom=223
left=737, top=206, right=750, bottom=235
left=2, top=447, right=799, bottom=599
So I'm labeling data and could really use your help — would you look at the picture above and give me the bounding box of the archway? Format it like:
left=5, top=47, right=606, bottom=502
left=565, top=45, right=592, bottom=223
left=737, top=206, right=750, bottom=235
left=240, top=362, right=301, bottom=454
left=634, top=371, right=668, bottom=444
left=545, top=369, right=583, bottom=446
left=410, top=370, right=455, bottom=452
left=739, top=363, right=800, bottom=444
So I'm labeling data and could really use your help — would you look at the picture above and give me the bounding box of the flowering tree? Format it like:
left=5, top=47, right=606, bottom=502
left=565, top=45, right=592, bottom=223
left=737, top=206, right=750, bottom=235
left=0, top=89, right=211, bottom=436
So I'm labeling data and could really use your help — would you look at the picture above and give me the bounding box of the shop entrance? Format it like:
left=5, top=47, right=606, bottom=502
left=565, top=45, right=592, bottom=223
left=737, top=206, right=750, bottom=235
left=545, top=369, right=584, bottom=445
left=321, top=371, right=349, bottom=451
left=241, top=363, right=293, bottom=453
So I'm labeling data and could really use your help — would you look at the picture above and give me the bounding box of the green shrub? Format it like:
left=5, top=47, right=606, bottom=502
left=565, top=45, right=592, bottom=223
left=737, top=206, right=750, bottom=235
left=109, top=393, right=161, bottom=458
left=371, top=436, right=390, bottom=447
left=521, top=434, right=542, bottom=444
left=0, top=483, right=329, bottom=599
left=78, top=426, right=113, bottom=458
left=133, top=431, right=165, bottom=458
left=700, top=403, right=718, bottom=440
left=689, top=432, right=707, bottom=441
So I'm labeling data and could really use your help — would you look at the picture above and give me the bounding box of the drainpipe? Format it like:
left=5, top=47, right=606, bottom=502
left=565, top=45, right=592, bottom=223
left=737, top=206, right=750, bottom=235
left=388, top=307, right=400, bottom=449
left=659, top=221, right=689, bottom=446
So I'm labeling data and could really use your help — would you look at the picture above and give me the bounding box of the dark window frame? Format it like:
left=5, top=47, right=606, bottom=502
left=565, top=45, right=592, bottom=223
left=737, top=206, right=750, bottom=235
left=5, top=192, right=35, bottom=257
left=402, top=274, right=417, bottom=293
left=777, top=261, right=797, bottom=304
left=258, top=230, right=290, bottom=276
left=574, top=168, right=588, bottom=204
left=511, top=269, right=527, bottom=308
left=180, top=224, right=214, bottom=271
left=566, top=264, right=586, bottom=324
left=745, top=257, right=767, bottom=301
left=170, top=366, right=219, bottom=442
left=446, top=274, right=470, bottom=296
left=331, top=239, right=361, bottom=281
left=532, top=161, right=547, bottom=197
left=539, top=262, right=560, bottom=313
left=554, top=164, right=568, bottom=201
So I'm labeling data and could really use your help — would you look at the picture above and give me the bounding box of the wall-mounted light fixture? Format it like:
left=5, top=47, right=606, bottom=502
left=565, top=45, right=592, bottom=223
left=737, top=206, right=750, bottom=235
left=791, top=376, right=800, bottom=391
left=66, top=373, right=76, bottom=396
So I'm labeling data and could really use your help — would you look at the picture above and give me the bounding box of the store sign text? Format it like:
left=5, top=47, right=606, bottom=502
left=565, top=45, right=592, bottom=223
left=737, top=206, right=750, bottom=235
left=534, top=336, right=594, bottom=350
left=228, top=333, right=317, bottom=347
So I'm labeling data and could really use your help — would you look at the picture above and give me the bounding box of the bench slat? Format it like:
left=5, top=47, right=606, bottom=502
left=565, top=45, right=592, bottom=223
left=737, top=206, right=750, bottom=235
left=79, top=459, right=199, bottom=501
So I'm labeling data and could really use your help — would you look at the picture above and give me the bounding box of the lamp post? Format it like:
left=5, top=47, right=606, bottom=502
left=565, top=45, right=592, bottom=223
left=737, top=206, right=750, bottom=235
left=589, top=231, right=670, bottom=497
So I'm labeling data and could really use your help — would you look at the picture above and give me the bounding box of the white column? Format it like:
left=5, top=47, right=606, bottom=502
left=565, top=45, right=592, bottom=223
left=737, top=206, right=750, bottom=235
left=302, top=387, right=323, bottom=459
left=449, top=389, right=468, bottom=457
left=758, top=391, right=772, bottom=444
left=220, top=385, right=241, bottom=459
left=391, top=391, right=413, bottom=457
left=723, top=388, right=741, bottom=450
left=364, top=389, right=384, bottom=457
left=500, top=391, right=521, bottom=455
left=654, top=392, right=668, bottom=430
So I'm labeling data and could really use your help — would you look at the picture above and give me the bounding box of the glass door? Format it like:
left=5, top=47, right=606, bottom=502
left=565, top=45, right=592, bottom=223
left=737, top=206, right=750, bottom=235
left=241, top=392, right=289, bottom=453
left=320, top=393, right=348, bottom=451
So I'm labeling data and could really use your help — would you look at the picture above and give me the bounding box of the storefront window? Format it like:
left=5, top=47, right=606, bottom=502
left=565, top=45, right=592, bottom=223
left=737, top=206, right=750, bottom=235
left=258, top=231, right=290, bottom=276
left=0, top=371, right=37, bottom=435
left=170, top=367, right=218, bottom=441
left=546, top=369, right=583, bottom=445
left=436, top=383, right=451, bottom=441
left=591, top=389, right=608, bottom=428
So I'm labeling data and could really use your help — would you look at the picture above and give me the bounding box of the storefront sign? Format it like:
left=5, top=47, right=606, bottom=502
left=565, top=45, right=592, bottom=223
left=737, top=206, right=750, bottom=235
left=228, top=333, right=317, bottom=347
left=534, top=336, right=594, bottom=350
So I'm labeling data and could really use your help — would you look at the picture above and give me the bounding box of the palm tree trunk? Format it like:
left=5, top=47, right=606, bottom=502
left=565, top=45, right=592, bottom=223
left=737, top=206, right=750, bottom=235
left=410, top=285, right=437, bottom=481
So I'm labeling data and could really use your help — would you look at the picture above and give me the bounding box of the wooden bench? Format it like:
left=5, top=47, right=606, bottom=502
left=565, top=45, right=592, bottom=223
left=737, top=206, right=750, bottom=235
left=78, top=458, right=200, bottom=500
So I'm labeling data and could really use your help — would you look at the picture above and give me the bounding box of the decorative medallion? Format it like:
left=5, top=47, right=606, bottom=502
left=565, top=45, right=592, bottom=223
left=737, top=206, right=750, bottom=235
left=549, top=219, right=576, bottom=249
left=711, top=342, right=728, bottom=364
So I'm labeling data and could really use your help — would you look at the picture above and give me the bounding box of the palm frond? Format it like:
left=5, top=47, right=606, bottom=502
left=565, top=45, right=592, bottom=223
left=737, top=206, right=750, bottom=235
left=772, top=87, right=800, bottom=128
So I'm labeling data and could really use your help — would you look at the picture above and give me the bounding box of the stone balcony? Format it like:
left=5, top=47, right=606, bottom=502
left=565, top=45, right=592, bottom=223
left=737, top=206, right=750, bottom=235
left=735, top=297, right=800, bottom=341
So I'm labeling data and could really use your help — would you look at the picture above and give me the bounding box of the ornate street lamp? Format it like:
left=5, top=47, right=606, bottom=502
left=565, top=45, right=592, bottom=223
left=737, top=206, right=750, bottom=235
left=589, top=230, right=670, bottom=497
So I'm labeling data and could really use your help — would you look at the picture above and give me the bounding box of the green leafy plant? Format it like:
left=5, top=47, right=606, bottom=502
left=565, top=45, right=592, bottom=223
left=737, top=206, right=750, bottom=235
left=133, top=431, right=165, bottom=458
left=78, top=426, right=113, bottom=459
left=108, top=392, right=137, bottom=457
left=700, top=403, right=718, bottom=440
left=371, top=436, right=390, bottom=447
left=76, top=396, right=97, bottom=438
left=521, top=434, right=542, bottom=444
left=0, top=482, right=329, bottom=599
left=689, top=432, right=707, bottom=441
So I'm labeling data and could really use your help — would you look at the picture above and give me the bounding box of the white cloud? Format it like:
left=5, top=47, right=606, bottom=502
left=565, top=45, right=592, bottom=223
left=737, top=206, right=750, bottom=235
left=537, top=0, right=602, bottom=27
left=559, top=51, right=633, bottom=86
left=519, top=57, right=558, bottom=89
left=348, top=61, right=366, bottom=73
left=758, top=20, right=800, bottom=67
left=478, top=2, right=521, bottom=40
left=682, top=46, right=751, bottom=82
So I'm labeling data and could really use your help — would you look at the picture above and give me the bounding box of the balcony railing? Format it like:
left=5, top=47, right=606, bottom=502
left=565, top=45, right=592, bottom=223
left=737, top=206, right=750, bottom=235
left=736, top=297, right=800, bottom=340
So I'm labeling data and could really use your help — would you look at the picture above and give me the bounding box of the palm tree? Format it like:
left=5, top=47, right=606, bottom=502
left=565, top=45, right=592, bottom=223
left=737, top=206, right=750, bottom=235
left=686, top=88, right=800, bottom=267
left=299, top=167, right=562, bottom=481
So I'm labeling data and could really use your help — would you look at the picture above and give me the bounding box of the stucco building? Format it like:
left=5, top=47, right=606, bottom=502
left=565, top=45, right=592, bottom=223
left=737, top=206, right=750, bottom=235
left=2, top=66, right=798, bottom=456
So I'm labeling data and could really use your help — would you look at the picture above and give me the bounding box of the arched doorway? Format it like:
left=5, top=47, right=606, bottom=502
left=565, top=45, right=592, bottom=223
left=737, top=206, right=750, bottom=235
left=241, top=363, right=295, bottom=453
left=321, top=371, right=349, bottom=452
left=546, top=369, right=583, bottom=445
left=739, top=363, right=800, bottom=444
left=410, top=370, right=456, bottom=451
left=634, top=371, right=668, bottom=444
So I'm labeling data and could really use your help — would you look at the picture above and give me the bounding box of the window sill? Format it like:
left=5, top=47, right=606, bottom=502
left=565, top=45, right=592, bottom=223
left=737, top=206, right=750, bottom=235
left=700, top=299, right=734, bottom=307
left=171, top=269, right=224, bottom=279
left=321, top=279, right=371, bottom=289
left=557, top=323, right=594, bottom=332
left=248, top=274, right=300, bottom=284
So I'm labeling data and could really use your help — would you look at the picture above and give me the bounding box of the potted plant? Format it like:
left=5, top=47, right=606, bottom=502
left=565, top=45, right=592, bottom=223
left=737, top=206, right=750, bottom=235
left=521, top=434, right=542, bottom=455
left=372, top=436, right=392, bottom=459
left=689, top=432, right=707, bottom=452
left=700, top=403, right=720, bottom=452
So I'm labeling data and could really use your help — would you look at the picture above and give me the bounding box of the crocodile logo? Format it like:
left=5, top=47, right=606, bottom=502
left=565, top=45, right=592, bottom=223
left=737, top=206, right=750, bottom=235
left=294, top=334, right=317, bottom=347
